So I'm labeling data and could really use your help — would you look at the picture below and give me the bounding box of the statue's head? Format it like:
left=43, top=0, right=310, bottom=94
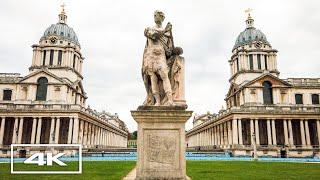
left=154, top=10, right=165, bottom=25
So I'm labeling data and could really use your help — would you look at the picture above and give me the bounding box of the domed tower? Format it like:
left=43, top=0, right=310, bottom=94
left=30, top=5, right=84, bottom=83
left=229, top=12, right=279, bottom=85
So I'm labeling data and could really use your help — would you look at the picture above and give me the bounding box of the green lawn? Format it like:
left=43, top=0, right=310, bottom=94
left=0, top=161, right=319, bottom=180
left=0, top=161, right=135, bottom=180
left=187, top=161, right=320, bottom=180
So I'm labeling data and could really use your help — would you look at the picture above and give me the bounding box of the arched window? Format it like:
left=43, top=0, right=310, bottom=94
left=36, top=77, right=48, bottom=101
left=262, top=81, right=273, bottom=104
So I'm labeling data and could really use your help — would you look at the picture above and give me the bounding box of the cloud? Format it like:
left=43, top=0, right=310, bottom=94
left=0, top=0, right=319, bottom=132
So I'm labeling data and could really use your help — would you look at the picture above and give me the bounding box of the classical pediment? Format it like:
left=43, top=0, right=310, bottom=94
left=19, top=69, right=65, bottom=84
left=244, top=73, right=292, bottom=88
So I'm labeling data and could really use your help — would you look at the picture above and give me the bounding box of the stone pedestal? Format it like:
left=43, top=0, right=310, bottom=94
left=131, top=106, right=192, bottom=180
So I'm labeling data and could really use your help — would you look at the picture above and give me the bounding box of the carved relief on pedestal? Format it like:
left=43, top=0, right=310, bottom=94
left=147, top=134, right=176, bottom=164
left=143, top=129, right=180, bottom=171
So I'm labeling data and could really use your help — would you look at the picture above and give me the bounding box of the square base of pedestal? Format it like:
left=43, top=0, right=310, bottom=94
left=131, top=107, right=192, bottom=180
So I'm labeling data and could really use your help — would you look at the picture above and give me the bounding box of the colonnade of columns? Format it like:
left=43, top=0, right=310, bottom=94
left=0, top=116, right=128, bottom=148
left=78, top=120, right=127, bottom=148
left=188, top=120, right=232, bottom=148
left=187, top=118, right=320, bottom=149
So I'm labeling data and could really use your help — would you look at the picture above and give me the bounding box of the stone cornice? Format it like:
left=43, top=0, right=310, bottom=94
left=231, top=48, right=278, bottom=60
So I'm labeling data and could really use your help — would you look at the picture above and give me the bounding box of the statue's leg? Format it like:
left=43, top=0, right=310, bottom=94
left=158, top=69, right=173, bottom=105
left=150, top=72, right=161, bottom=106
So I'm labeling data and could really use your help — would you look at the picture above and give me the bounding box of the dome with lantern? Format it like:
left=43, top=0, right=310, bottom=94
left=40, top=5, right=80, bottom=46
left=233, top=13, right=270, bottom=50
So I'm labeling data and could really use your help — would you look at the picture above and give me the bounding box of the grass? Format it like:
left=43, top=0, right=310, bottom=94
left=0, top=161, right=319, bottom=179
left=187, top=161, right=320, bottom=180
left=0, top=161, right=136, bottom=180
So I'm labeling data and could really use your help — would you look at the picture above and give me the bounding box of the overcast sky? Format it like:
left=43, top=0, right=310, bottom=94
left=0, top=0, right=319, bottom=132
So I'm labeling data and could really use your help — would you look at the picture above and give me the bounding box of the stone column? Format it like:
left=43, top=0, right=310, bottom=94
left=288, top=119, right=294, bottom=146
left=208, top=128, right=211, bottom=146
left=78, top=120, right=84, bottom=145
left=238, top=119, right=243, bottom=145
left=94, top=126, right=98, bottom=146
left=227, top=121, right=232, bottom=146
left=219, top=125, right=223, bottom=146
left=283, top=119, right=289, bottom=145
left=36, top=118, right=42, bottom=144
left=97, top=127, right=101, bottom=146
left=213, top=126, right=216, bottom=145
left=317, top=120, right=320, bottom=146
left=100, top=129, right=103, bottom=146
left=91, top=125, right=95, bottom=146
left=304, top=120, right=311, bottom=146
left=271, top=119, right=277, bottom=145
left=217, top=125, right=220, bottom=146
left=30, top=117, right=37, bottom=144
left=267, top=119, right=272, bottom=145
left=232, top=119, right=238, bottom=145
left=300, top=120, right=306, bottom=147
left=72, top=117, right=79, bottom=144
left=105, top=130, right=108, bottom=147
left=250, top=119, right=254, bottom=145
left=100, top=130, right=103, bottom=147
left=83, top=121, right=88, bottom=147
left=49, top=117, right=56, bottom=144
left=17, top=117, right=24, bottom=144
left=224, top=123, right=228, bottom=145
left=255, top=119, right=260, bottom=145
left=67, top=117, right=74, bottom=144
left=0, top=117, right=5, bottom=145
left=89, top=125, right=93, bottom=146
left=12, top=117, right=19, bottom=144
left=55, top=117, right=60, bottom=144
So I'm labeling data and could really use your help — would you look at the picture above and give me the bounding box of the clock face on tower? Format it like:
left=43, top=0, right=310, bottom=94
left=254, top=42, right=262, bottom=48
left=49, top=37, right=57, bottom=44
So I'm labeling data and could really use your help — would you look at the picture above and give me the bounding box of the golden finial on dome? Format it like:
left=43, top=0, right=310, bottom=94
left=245, top=8, right=253, bottom=19
left=58, top=3, right=67, bottom=24
left=60, top=3, right=66, bottom=14
left=245, top=8, right=254, bottom=28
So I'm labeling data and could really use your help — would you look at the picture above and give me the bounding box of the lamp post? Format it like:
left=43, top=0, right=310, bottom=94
left=252, top=132, right=258, bottom=161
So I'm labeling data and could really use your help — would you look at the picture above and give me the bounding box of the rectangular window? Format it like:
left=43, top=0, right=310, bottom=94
left=49, top=50, right=54, bottom=65
left=257, top=54, right=261, bottom=70
left=3, top=90, right=12, bottom=101
left=249, top=54, right=253, bottom=70
left=58, top=50, right=62, bottom=66
left=295, top=94, right=303, bottom=104
left=236, top=58, right=239, bottom=72
left=42, top=50, right=46, bottom=66
left=264, top=55, right=268, bottom=70
left=312, top=94, right=319, bottom=104
left=73, top=54, right=76, bottom=69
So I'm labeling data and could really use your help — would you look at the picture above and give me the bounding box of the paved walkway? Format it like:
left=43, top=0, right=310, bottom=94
left=122, top=167, right=136, bottom=180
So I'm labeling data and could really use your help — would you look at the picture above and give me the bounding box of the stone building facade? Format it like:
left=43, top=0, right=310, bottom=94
left=0, top=7, right=128, bottom=157
left=186, top=13, right=320, bottom=158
